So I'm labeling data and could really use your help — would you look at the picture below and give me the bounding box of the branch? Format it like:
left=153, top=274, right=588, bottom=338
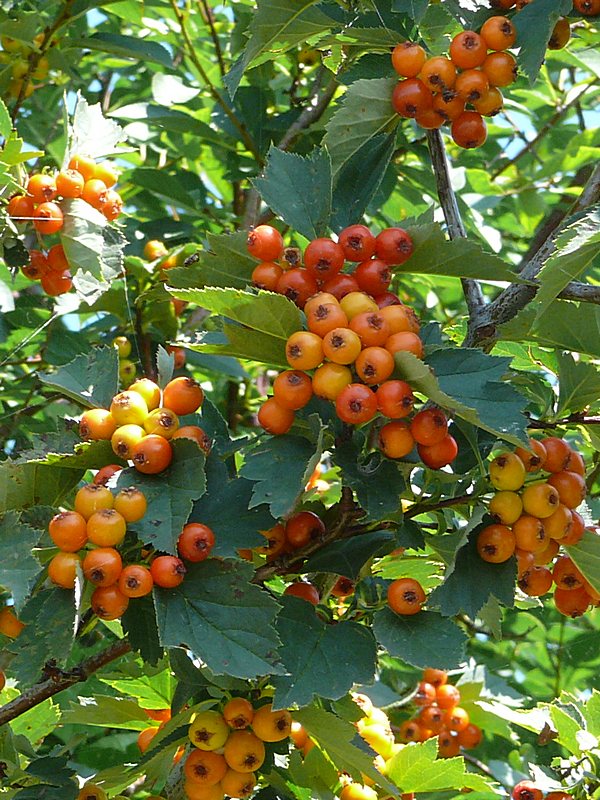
left=558, top=281, right=600, bottom=304
left=464, top=161, right=600, bottom=349
left=0, top=640, right=131, bottom=727
left=426, top=129, right=485, bottom=317
left=168, top=0, right=262, bottom=164
left=197, top=0, right=226, bottom=77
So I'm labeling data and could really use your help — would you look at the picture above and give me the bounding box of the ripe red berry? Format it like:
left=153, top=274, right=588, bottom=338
left=304, top=238, right=345, bottom=282
left=338, top=224, right=376, bottom=261
left=247, top=225, right=284, bottom=261
left=392, top=78, right=433, bottom=118
left=451, top=111, right=487, bottom=149
left=511, top=781, right=543, bottom=800
left=375, top=228, right=413, bottom=265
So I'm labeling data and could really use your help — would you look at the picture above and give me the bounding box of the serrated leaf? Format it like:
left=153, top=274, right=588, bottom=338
left=225, top=0, right=335, bottom=96
left=115, top=439, right=206, bottom=554
left=130, top=167, right=202, bottom=214
left=556, top=351, right=600, bottom=416
left=190, top=459, right=273, bottom=558
left=254, top=147, right=332, bottom=240
left=39, top=346, right=119, bottom=409
left=391, top=0, right=429, bottom=22
left=304, top=530, right=394, bottom=579
left=121, top=594, right=163, bottom=665
left=167, top=231, right=256, bottom=291
left=0, top=97, right=11, bottom=140
left=188, top=325, right=289, bottom=368
left=323, top=78, right=398, bottom=178
left=154, top=560, right=283, bottom=679
left=294, top=705, right=397, bottom=793
left=566, top=529, right=600, bottom=596
left=8, top=693, right=60, bottom=744
left=68, top=95, right=126, bottom=160
left=99, top=666, right=174, bottom=708
left=241, top=431, right=324, bottom=518
left=430, top=526, right=516, bottom=618
left=273, top=597, right=377, bottom=708
left=333, top=440, right=405, bottom=523
left=331, top=133, right=395, bottom=232
left=0, top=511, right=41, bottom=612
left=395, top=348, right=529, bottom=447
left=156, top=344, right=174, bottom=388
left=62, top=695, right=151, bottom=730
left=373, top=607, right=467, bottom=670
left=401, top=222, right=524, bottom=282
left=69, top=32, right=172, bottom=67
left=6, top=589, right=78, bottom=687
left=513, top=0, right=573, bottom=83
left=386, top=737, right=496, bottom=793
left=535, top=208, right=600, bottom=318
left=15, top=754, right=77, bottom=800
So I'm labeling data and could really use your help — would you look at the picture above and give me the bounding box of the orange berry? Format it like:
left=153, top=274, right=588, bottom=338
left=420, top=56, right=457, bottom=93
left=449, top=31, right=487, bottom=69
left=451, top=111, right=487, bottom=149
left=392, top=42, right=427, bottom=77
left=480, top=16, right=517, bottom=50
left=477, top=524, right=515, bottom=563
left=392, top=78, right=433, bottom=118
left=378, top=421, right=415, bottom=459
left=482, top=51, right=517, bottom=87
left=258, top=398, right=295, bottom=435
left=387, top=578, right=426, bottom=615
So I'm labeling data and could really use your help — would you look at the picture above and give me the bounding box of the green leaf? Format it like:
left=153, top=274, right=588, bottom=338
left=8, top=694, right=60, bottom=744
left=0, top=98, right=11, bottom=140
left=566, top=530, right=600, bottom=596
left=15, top=754, right=78, bottom=800
left=391, top=0, right=429, bottom=22
left=68, top=32, right=172, bottom=67
left=167, top=231, right=256, bottom=291
left=121, top=594, right=163, bottom=666
left=386, top=738, right=496, bottom=793
left=0, top=461, right=83, bottom=515
left=154, top=560, right=284, bottom=679
left=99, top=666, right=174, bottom=708
left=6, top=589, right=78, bottom=687
left=323, top=78, right=398, bottom=178
left=115, top=439, right=206, bottom=554
left=530, top=301, right=600, bottom=358
left=556, top=351, right=600, bottom=416
left=332, top=440, right=406, bottom=522
left=241, top=431, right=323, bottom=519
left=331, top=133, right=395, bottom=233
left=60, top=199, right=126, bottom=305
left=373, top=607, right=467, bottom=670
left=130, top=168, right=201, bottom=214
left=62, top=695, right=151, bottom=730
left=224, top=0, right=335, bottom=95
left=395, top=348, right=529, bottom=447
left=535, top=208, right=600, bottom=318
left=0, top=511, right=41, bottom=612
left=304, top=530, right=395, bottom=579
left=39, top=346, right=119, bottom=409
left=513, top=0, right=573, bottom=83
left=254, top=146, right=332, bottom=240
left=401, top=222, right=524, bottom=282
left=190, top=460, right=273, bottom=558
left=430, top=526, right=517, bottom=618
left=188, top=325, right=288, bottom=367
left=294, top=705, right=397, bottom=794
left=548, top=700, right=583, bottom=756
left=273, top=597, right=377, bottom=708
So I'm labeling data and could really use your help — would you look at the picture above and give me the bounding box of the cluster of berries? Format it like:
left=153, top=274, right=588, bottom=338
left=391, top=18, right=520, bottom=147
left=257, top=289, right=457, bottom=470
left=0, top=34, right=50, bottom=99
left=248, top=223, right=414, bottom=309
left=182, top=702, right=292, bottom=800
left=48, top=482, right=216, bottom=619
left=511, top=781, right=573, bottom=800
left=79, top=376, right=209, bottom=474
left=477, top=436, right=598, bottom=617
left=397, top=669, right=482, bottom=758
left=7, top=154, right=123, bottom=296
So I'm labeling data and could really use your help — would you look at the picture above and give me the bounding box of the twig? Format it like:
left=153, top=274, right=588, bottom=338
left=197, top=0, right=226, bottom=77
left=490, top=83, right=594, bottom=181
left=462, top=752, right=509, bottom=790
left=525, top=412, right=600, bottom=429
left=0, top=640, right=131, bottom=727
left=426, top=130, right=485, bottom=317
left=168, top=0, right=262, bottom=164
left=404, top=492, right=475, bottom=519
left=464, top=161, right=600, bottom=349
left=557, top=282, right=600, bottom=304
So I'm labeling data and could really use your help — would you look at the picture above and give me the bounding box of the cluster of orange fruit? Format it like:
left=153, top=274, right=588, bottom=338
left=7, top=154, right=123, bottom=296
left=477, top=436, right=598, bottom=616
left=182, top=702, right=293, bottom=800
left=248, top=223, right=414, bottom=309
left=396, top=669, right=482, bottom=758
left=79, top=375, right=209, bottom=474
left=257, top=291, right=457, bottom=470
left=0, top=33, right=51, bottom=99
left=391, top=18, right=520, bottom=147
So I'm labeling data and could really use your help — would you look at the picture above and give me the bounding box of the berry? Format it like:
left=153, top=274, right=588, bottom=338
left=385, top=331, right=424, bottom=359
left=554, top=585, right=591, bottom=617
left=113, top=487, right=147, bottom=522
left=27, top=173, right=57, bottom=203
left=143, top=408, right=180, bottom=439
left=432, top=91, right=466, bottom=122
left=247, top=225, right=284, bottom=261
left=444, top=706, right=470, bottom=732
left=131, top=435, right=173, bottom=474
left=339, top=291, right=379, bottom=319
left=93, top=464, right=122, bottom=485
left=513, top=515, right=546, bottom=553
left=391, top=42, right=427, bottom=78
left=455, top=69, right=489, bottom=102
left=418, top=435, right=458, bottom=469
left=410, top=408, right=448, bottom=446
left=118, top=564, right=154, bottom=598
left=110, top=390, right=149, bottom=426
left=387, top=578, right=426, bottom=615
left=514, top=439, right=547, bottom=472
left=91, top=584, right=129, bottom=620
left=354, top=259, right=392, bottom=296
left=573, top=0, right=600, bottom=13
left=81, top=178, right=108, bottom=209
left=312, top=363, right=352, bottom=400
left=414, top=681, right=436, bottom=705
left=111, top=423, right=145, bottom=459
left=172, top=425, right=212, bottom=454
left=392, top=78, right=433, bottom=118
left=420, top=56, right=457, bottom=92
left=103, top=189, right=123, bottom=220
left=521, top=482, right=560, bottom=518
left=335, top=383, right=378, bottom=425
left=511, top=781, right=543, bottom=800
left=480, top=16, right=517, bottom=50
left=379, top=421, right=415, bottom=459
left=286, top=331, right=324, bottom=370
left=547, top=470, right=586, bottom=509
left=276, top=268, right=318, bottom=308
left=322, top=327, right=362, bottom=365
left=7, top=194, right=35, bottom=220
left=355, top=346, right=395, bottom=385
left=75, top=483, right=114, bottom=520
left=41, top=269, right=72, bottom=296
left=87, top=508, right=127, bottom=547
left=457, top=723, right=482, bottom=749
left=548, top=18, right=570, bottom=49
left=184, top=749, right=228, bottom=786
left=451, top=111, right=487, bottom=149
left=518, top=566, right=553, bottom=597
left=252, top=261, right=283, bottom=290
left=285, top=511, right=325, bottom=549
left=350, top=311, right=391, bottom=348
left=129, top=378, right=161, bottom=410
left=223, top=730, right=266, bottom=772
left=33, top=201, right=63, bottom=234
left=251, top=703, right=292, bottom=742
left=449, top=31, right=487, bottom=69
left=48, top=552, right=80, bottom=589
left=552, top=555, right=584, bottom=591
left=258, top=397, right=295, bottom=435
left=380, top=304, right=420, bottom=334
left=163, top=376, right=204, bottom=415
left=178, top=523, right=215, bottom=562
left=82, top=547, right=123, bottom=587
left=95, top=162, right=118, bottom=187
left=323, top=273, right=361, bottom=300
left=151, top=555, right=186, bottom=588
left=544, top=504, right=573, bottom=541
left=338, top=224, right=376, bottom=261
left=56, top=169, right=84, bottom=198
left=223, top=697, right=254, bottom=729
left=376, top=380, right=415, bottom=418
left=489, top=452, right=526, bottom=491
left=477, top=524, right=516, bottom=563
left=375, top=228, right=414, bottom=265
left=306, top=301, right=349, bottom=338
left=68, top=154, right=96, bottom=180
left=436, top=683, right=460, bottom=708
left=304, top=238, right=345, bottom=281
left=489, top=491, right=523, bottom=525
left=221, top=770, right=256, bottom=799
left=483, top=52, right=517, bottom=87
left=473, top=87, right=504, bottom=116
left=283, top=581, right=320, bottom=604
left=273, top=370, right=313, bottom=410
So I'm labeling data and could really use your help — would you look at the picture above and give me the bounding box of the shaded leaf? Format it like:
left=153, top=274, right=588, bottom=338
left=373, top=607, right=467, bottom=670
left=62, top=695, right=151, bottom=730
left=154, top=560, right=284, bottom=679
left=513, top=0, right=573, bottom=84
left=0, top=511, right=41, bottom=612
left=273, top=596, right=377, bottom=708
left=556, top=351, right=600, bottom=416
left=69, top=32, right=172, bottom=66
left=304, top=530, right=395, bottom=579
left=167, top=231, right=255, bottom=291
left=121, top=594, right=163, bottom=666
left=39, top=346, right=119, bottom=409
left=567, top=529, right=600, bottom=596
